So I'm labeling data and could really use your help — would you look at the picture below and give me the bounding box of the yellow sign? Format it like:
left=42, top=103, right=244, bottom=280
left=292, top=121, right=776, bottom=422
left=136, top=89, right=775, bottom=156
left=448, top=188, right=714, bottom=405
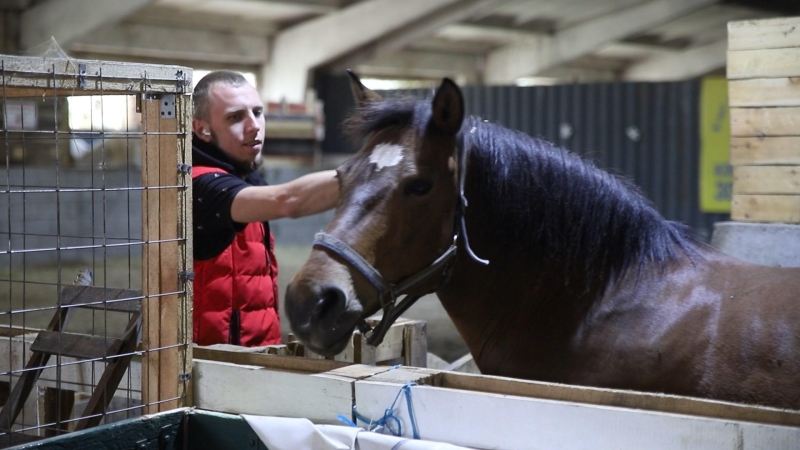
left=699, top=77, right=731, bottom=213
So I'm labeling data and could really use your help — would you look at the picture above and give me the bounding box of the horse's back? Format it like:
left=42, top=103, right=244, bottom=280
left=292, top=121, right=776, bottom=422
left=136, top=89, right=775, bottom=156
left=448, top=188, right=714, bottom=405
left=704, top=253, right=800, bottom=407
left=572, top=249, right=800, bottom=409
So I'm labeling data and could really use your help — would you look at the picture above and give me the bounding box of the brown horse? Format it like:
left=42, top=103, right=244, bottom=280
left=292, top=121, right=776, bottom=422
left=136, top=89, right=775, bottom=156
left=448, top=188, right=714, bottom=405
left=285, top=73, right=800, bottom=410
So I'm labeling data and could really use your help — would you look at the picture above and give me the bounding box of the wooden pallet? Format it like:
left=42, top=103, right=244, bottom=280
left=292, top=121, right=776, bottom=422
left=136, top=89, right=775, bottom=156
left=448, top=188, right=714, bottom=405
left=727, top=17, right=800, bottom=223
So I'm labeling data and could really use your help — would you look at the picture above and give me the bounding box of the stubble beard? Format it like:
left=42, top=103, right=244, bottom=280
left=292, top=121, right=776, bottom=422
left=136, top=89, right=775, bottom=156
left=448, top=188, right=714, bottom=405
left=210, top=130, right=262, bottom=175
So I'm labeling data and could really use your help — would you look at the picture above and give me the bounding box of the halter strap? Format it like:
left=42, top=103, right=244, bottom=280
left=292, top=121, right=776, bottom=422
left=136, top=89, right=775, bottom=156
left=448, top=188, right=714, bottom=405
left=313, top=232, right=457, bottom=346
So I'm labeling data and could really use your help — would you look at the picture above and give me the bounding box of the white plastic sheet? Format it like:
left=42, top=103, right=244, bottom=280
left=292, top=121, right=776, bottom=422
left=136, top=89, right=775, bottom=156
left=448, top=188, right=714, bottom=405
left=242, top=415, right=472, bottom=450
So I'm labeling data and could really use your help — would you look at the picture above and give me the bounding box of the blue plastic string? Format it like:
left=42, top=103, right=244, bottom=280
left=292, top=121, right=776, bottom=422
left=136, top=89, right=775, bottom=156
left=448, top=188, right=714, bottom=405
left=349, top=382, right=420, bottom=440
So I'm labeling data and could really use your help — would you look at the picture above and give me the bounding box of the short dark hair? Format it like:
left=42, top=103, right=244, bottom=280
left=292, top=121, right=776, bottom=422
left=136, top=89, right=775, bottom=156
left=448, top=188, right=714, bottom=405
left=193, top=71, right=248, bottom=121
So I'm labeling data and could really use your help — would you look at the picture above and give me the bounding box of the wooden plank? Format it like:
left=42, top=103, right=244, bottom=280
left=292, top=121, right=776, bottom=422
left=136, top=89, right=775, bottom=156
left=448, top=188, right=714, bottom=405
left=141, top=98, right=161, bottom=415
left=40, top=387, right=74, bottom=437
left=0, top=55, right=191, bottom=95
left=59, top=286, right=142, bottom=312
left=730, top=107, right=800, bottom=137
left=728, top=48, right=800, bottom=80
left=29, top=331, right=122, bottom=360
left=177, top=94, right=193, bottom=410
left=728, top=17, right=800, bottom=51
left=192, top=360, right=353, bottom=424
left=354, top=380, right=800, bottom=450
left=403, top=320, right=427, bottom=368
left=733, top=166, right=800, bottom=194
left=193, top=347, right=347, bottom=374
left=0, top=334, right=141, bottom=400
left=439, top=372, right=800, bottom=428
left=729, top=78, right=800, bottom=108
left=732, top=194, right=800, bottom=223
left=0, top=327, right=40, bottom=338
left=365, top=366, right=441, bottom=386
left=730, top=137, right=800, bottom=165
left=306, top=319, right=424, bottom=365
left=323, top=364, right=397, bottom=381
left=158, top=95, right=180, bottom=413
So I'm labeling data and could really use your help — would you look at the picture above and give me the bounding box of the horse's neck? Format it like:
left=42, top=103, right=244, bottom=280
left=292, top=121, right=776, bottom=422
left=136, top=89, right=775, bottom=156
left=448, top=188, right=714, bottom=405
left=437, top=249, right=592, bottom=377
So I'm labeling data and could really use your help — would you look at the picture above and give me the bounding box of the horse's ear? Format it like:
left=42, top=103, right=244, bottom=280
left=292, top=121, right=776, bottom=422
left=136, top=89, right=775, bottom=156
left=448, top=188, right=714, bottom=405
left=347, top=69, right=381, bottom=108
left=431, top=78, right=464, bottom=135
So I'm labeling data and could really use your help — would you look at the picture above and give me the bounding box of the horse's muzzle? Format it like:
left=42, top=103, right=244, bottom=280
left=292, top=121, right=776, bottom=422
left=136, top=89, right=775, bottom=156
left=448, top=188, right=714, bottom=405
left=284, top=280, right=361, bottom=356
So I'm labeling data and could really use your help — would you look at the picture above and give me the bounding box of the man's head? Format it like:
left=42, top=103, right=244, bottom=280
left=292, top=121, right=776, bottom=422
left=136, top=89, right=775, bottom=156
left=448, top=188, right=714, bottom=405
left=192, top=71, right=265, bottom=170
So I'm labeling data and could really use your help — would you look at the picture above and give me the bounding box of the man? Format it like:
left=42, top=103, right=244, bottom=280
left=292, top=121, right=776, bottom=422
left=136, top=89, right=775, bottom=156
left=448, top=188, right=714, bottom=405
left=191, top=71, right=338, bottom=347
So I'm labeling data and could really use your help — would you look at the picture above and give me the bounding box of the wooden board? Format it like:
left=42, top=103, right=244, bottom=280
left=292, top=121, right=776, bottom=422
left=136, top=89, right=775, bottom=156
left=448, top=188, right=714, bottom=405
left=302, top=319, right=427, bottom=366
left=728, top=48, right=800, bottom=80
left=0, top=55, right=191, bottom=95
left=0, top=334, right=141, bottom=400
left=729, top=78, right=800, bottom=108
left=353, top=380, right=800, bottom=450
left=730, top=137, right=800, bottom=165
left=733, top=166, right=800, bottom=194
left=140, top=95, right=190, bottom=414
left=730, top=107, right=800, bottom=137
left=192, top=347, right=348, bottom=374
left=439, top=372, right=800, bottom=427
left=728, top=17, right=800, bottom=51
left=732, top=194, right=800, bottom=223
left=192, top=360, right=354, bottom=424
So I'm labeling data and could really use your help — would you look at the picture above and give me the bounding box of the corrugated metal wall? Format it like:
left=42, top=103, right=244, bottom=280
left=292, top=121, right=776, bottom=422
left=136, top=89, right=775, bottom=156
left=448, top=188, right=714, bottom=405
left=317, top=75, right=729, bottom=240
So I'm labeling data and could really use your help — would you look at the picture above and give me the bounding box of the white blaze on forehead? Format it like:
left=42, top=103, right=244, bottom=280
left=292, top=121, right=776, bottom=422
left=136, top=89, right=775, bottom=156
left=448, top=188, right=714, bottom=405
left=369, top=143, right=404, bottom=171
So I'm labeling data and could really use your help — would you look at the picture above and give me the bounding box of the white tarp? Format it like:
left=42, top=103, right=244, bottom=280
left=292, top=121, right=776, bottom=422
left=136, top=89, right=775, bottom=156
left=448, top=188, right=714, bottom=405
left=242, top=415, right=472, bottom=450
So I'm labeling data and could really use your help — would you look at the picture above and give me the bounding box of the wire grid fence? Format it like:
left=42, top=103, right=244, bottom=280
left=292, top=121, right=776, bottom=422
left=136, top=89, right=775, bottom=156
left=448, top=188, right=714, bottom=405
left=0, top=55, right=192, bottom=446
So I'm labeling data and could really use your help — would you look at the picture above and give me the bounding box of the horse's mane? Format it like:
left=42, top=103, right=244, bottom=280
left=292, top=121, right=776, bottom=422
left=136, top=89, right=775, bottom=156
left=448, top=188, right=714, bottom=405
left=347, top=97, right=703, bottom=291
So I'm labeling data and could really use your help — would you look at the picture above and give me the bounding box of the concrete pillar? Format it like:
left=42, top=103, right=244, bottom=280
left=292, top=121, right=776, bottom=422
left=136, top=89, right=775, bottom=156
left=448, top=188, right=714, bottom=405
left=711, top=221, right=800, bottom=267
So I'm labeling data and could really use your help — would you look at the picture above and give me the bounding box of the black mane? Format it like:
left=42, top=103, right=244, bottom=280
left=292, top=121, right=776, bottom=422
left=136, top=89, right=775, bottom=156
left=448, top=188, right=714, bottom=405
left=347, top=97, right=702, bottom=291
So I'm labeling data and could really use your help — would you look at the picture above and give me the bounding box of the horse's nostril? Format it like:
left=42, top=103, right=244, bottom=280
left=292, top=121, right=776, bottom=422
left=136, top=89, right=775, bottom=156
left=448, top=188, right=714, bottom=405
left=314, top=286, right=346, bottom=321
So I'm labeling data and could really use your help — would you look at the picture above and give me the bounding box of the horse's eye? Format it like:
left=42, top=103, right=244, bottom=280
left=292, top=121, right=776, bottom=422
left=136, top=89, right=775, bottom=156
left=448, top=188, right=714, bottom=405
left=404, top=178, right=432, bottom=197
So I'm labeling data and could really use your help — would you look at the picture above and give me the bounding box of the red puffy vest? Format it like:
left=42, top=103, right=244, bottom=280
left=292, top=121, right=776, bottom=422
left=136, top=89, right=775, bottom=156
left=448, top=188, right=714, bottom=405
left=192, top=166, right=281, bottom=347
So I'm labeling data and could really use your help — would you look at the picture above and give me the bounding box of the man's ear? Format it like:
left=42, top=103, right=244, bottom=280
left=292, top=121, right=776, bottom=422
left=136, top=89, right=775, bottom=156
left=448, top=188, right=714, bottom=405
left=192, top=119, right=212, bottom=142
left=347, top=69, right=381, bottom=108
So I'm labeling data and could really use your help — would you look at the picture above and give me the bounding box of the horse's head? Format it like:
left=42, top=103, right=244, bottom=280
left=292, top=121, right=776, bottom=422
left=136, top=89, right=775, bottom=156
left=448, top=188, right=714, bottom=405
left=285, top=73, right=465, bottom=356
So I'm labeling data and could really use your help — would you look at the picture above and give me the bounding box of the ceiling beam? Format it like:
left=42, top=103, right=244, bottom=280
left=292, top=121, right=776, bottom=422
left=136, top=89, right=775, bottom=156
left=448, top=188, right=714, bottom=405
left=483, top=0, right=719, bottom=84
left=353, top=50, right=482, bottom=83
left=327, top=0, right=510, bottom=70
left=622, top=39, right=727, bottom=81
left=260, top=0, right=509, bottom=103
left=157, top=0, right=341, bottom=10
left=68, top=23, right=269, bottom=65
left=20, top=0, right=156, bottom=51
left=262, top=0, right=456, bottom=103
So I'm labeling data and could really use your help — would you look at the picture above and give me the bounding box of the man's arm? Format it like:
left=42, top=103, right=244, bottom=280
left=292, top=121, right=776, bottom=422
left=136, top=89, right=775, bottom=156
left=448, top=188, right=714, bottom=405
left=230, top=170, right=339, bottom=223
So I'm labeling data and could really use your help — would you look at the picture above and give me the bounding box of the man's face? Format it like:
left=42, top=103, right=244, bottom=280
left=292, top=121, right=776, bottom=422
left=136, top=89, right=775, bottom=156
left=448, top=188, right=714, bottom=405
left=203, top=81, right=265, bottom=165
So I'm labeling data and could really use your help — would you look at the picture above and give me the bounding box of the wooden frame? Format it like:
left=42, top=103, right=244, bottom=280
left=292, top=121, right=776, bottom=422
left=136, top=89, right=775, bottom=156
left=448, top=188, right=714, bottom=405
left=0, top=55, right=192, bottom=432
left=727, top=18, right=800, bottom=223
left=139, top=87, right=192, bottom=414
left=192, top=356, right=800, bottom=449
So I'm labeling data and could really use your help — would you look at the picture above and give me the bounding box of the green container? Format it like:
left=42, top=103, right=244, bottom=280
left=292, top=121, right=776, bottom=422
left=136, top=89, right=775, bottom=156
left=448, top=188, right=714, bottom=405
left=7, top=408, right=269, bottom=450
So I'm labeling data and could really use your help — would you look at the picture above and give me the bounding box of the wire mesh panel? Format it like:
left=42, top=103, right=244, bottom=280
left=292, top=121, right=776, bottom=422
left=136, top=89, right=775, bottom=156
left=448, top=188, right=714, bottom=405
left=0, top=55, right=192, bottom=446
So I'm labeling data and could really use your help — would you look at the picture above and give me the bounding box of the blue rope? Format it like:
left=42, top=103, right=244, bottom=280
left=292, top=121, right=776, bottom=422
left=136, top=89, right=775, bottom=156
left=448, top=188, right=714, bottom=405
left=349, top=382, right=420, bottom=439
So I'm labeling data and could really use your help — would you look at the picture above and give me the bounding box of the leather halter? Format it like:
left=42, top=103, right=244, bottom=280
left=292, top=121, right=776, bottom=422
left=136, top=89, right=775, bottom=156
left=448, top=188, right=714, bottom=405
left=312, top=129, right=488, bottom=347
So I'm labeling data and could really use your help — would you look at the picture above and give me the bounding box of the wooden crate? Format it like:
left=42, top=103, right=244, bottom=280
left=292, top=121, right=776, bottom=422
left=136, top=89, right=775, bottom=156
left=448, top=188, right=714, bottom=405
left=190, top=353, right=800, bottom=449
left=727, top=17, right=800, bottom=223
left=195, top=318, right=427, bottom=367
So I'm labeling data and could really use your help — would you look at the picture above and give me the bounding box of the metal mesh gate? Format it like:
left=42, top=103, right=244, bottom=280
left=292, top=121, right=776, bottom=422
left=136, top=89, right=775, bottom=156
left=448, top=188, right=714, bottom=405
left=0, top=55, right=192, bottom=446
